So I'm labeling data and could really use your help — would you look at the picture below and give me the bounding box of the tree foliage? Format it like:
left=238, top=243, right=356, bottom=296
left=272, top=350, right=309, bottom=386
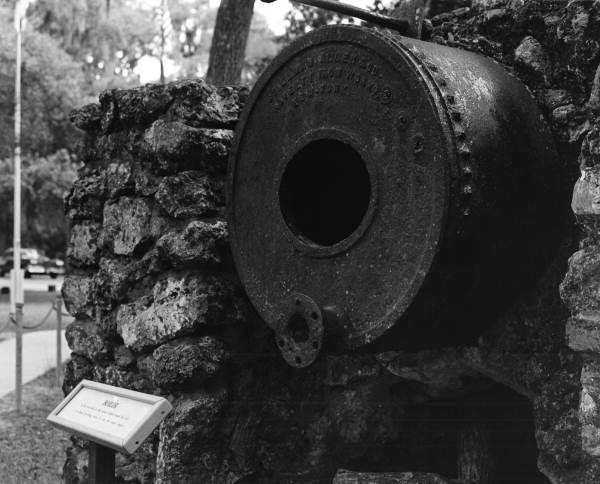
left=0, top=150, right=78, bottom=257
left=0, top=1, right=83, bottom=255
left=0, top=0, right=283, bottom=254
left=282, top=1, right=354, bottom=43
left=280, top=0, right=465, bottom=43
left=30, top=0, right=157, bottom=91
left=0, top=3, right=85, bottom=159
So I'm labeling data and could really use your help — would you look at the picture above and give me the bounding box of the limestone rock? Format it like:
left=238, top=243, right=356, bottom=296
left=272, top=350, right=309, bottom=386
left=105, top=84, right=171, bottom=128
left=567, top=313, right=600, bottom=352
left=92, top=364, right=150, bottom=393
left=533, top=368, right=584, bottom=469
left=67, top=222, right=101, bottom=266
left=574, top=129, right=600, bottom=234
left=149, top=337, right=230, bottom=389
left=588, top=64, right=600, bottom=111
left=134, top=166, right=162, bottom=197
left=471, top=0, right=504, bottom=8
left=62, top=275, right=95, bottom=319
left=379, top=348, right=478, bottom=398
left=561, top=247, right=600, bottom=314
left=572, top=169, right=600, bottom=218
left=514, top=36, right=550, bottom=79
left=101, top=197, right=164, bottom=256
left=155, top=387, right=228, bottom=483
left=94, top=255, right=162, bottom=311
left=99, top=90, right=118, bottom=133
left=322, top=354, right=381, bottom=387
left=333, top=470, right=458, bottom=484
left=95, top=258, right=135, bottom=307
left=136, top=354, right=154, bottom=377
left=63, top=439, right=89, bottom=484
left=62, top=355, right=93, bottom=395
left=64, top=173, right=105, bottom=222
left=144, top=119, right=232, bottom=174
left=104, top=162, right=135, bottom=198
left=69, top=102, right=102, bottom=132
left=116, top=275, right=246, bottom=352
left=580, top=126, right=600, bottom=170
left=114, top=345, right=136, bottom=368
left=96, top=308, right=118, bottom=336
left=483, top=7, right=506, bottom=22
left=156, top=220, right=227, bottom=267
left=101, top=197, right=151, bottom=255
left=166, top=81, right=248, bottom=129
left=65, top=319, right=112, bottom=361
left=79, top=80, right=247, bottom=133
left=155, top=171, right=223, bottom=219
left=431, top=6, right=470, bottom=26
left=116, top=438, right=158, bottom=483
left=81, top=129, right=143, bottom=167
left=541, top=89, right=572, bottom=111
left=552, top=103, right=576, bottom=126
left=581, top=359, right=600, bottom=457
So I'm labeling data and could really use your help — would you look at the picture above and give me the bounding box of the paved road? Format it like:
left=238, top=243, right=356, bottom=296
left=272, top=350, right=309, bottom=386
left=0, top=330, right=70, bottom=399
left=0, top=276, right=63, bottom=294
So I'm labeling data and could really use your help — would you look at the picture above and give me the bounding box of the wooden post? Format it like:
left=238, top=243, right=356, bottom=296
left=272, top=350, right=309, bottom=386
left=88, top=442, right=115, bottom=484
left=390, top=0, right=427, bottom=39
left=56, top=294, right=62, bottom=386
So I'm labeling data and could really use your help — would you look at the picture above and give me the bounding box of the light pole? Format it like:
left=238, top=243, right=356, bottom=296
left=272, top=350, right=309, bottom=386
left=13, top=0, right=29, bottom=414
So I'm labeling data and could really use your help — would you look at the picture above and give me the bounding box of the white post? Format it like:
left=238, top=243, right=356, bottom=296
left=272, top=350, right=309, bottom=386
left=56, top=295, right=62, bottom=386
left=14, top=2, right=24, bottom=414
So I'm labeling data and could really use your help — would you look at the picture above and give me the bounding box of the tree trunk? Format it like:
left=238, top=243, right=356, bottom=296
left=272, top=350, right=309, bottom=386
left=206, top=0, right=255, bottom=86
left=391, top=0, right=427, bottom=38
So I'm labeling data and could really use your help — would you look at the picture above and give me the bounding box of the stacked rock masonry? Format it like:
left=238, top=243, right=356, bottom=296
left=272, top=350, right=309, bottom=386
left=62, top=1, right=600, bottom=483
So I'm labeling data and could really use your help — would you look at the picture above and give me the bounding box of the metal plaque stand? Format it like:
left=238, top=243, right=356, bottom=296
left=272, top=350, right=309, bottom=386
left=48, top=380, right=173, bottom=484
left=89, top=442, right=115, bottom=484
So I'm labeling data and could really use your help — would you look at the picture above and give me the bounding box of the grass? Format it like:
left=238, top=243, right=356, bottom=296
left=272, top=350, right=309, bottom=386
left=0, top=367, right=69, bottom=484
left=0, top=278, right=74, bottom=482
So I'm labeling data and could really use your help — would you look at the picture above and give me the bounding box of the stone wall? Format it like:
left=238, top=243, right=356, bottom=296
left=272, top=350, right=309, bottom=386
left=62, top=80, right=252, bottom=482
left=62, top=1, right=600, bottom=483
left=429, top=1, right=600, bottom=479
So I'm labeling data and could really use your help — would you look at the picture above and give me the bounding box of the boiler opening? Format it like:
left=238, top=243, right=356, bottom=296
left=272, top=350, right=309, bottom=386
left=279, top=139, right=371, bottom=247
left=286, top=314, right=310, bottom=343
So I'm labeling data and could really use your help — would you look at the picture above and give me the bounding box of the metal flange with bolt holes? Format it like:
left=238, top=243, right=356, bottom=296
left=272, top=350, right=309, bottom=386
left=275, top=293, right=324, bottom=368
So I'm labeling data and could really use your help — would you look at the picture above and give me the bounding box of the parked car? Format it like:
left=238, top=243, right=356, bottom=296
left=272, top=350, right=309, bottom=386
left=47, top=257, right=65, bottom=278
left=0, top=248, right=65, bottom=278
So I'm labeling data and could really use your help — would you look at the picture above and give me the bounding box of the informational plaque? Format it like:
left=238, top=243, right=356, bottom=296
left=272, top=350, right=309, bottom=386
left=48, top=379, right=172, bottom=454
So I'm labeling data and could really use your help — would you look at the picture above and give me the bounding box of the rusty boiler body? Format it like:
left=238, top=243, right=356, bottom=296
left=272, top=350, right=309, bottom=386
left=228, top=26, right=561, bottom=366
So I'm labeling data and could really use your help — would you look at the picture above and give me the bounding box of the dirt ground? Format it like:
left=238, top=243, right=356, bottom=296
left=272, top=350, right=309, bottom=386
left=0, top=368, right=69, bottom=484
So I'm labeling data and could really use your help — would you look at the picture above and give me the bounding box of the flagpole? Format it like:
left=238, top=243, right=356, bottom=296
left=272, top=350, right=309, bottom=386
left=14, top=1, right=24, bottom=414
